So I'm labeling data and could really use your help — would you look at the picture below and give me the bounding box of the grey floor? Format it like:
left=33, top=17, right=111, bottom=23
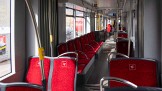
left=77, top=37, right=115, bottom=91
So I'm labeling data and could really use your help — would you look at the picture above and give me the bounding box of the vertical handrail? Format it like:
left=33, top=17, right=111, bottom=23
left=25, top=0, right=46, bottom=91
left=127, top=0, right=132, bottom=57
left=48, top=0, right=54, bottom=57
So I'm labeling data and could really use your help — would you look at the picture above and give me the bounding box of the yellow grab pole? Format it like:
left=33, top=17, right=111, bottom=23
left=25, top=0, right=46, bottom=91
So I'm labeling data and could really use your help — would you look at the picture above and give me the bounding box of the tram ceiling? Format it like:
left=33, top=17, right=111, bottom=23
left=84, top=0, right=136, bottom=15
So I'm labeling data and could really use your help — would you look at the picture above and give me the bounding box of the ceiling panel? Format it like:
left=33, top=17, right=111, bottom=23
left=97, top=0, right=118, bottom=9
left=84, top=0, right=118, bottom=9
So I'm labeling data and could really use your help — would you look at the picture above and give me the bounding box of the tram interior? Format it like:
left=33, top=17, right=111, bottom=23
left=1, top=0, right=162, bottom=91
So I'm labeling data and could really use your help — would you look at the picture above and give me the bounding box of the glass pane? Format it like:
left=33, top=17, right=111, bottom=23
left=76, top=11, right=83, bottom=17
left=86, top=16, right=90, bottom=33
left=76, top=18, right=84, bottom=37
left=66, top=8, right=73, bottom=16
left=66, top=3, right=74, bottom=8
left=0, top=0, right=11, bottom=77
left=66, top=17, right=74, bottom=41
left=85, top=12, right=90, bottom=17
left=75, top=5, right=84, bottom=11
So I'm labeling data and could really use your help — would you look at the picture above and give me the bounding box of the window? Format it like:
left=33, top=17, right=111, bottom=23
left=66, top=17, right=75, bottom=41
left=0, top=0, right=15, bottom=80
left=66, top=3, right=91, bottom=41
left=86, top=15, right=90, bottom=33
left=75, top=5, right=84, bottom=11
left=66, top=9, right=74, bottom=16
left=76, top=11, right=84, bottom=17
left=76, top=17, right=84, bottom=37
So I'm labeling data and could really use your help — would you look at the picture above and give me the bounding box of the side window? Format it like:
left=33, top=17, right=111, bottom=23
left=0, top=0, right=15, bottom=80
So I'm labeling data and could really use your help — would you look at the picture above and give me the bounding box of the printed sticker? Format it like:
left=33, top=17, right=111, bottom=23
left=61, top=61, right=67, bottom=67
left=129, top=64, right=136, bottom=70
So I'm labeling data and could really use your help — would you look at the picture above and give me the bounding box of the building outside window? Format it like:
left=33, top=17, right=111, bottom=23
left=76, top=17, right=84, bottom=37
left=66, top=17, right=75, bottom=41
left=0, top=0, right=15, bottom=80
left=65, top=3, right=92, bottom=41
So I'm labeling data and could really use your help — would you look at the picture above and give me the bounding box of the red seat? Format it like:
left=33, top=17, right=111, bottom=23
left=49, top=57, right=77, bottom=91
left=90, top=32, right=103, bottom=46
left=78, top=59, right=90, bottom=65
left=87, top=33, right=101, bottom=46
left=26, top=57, right=50, bottom=86
left=57, top=43, right=68, bottom=55
left=80, top=36, right=99, bottom=52
left=109, top=58, right=158, bottom=87
left=74, top=38, right=96, bottom=55
left=78, top=64, right=86, bottom=74
left=118, top=32, right=128, bottom=38
left=116, top=39, right=134, bottom=57
left=0, top=82, right=42, bottom=91
left=84, top=34, right=101, bottom=50
left=67, top=40, right=94, bottom=59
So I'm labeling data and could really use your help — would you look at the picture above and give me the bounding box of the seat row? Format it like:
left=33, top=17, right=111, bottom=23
left=57, top=32, right=103, bottom=77
left=100, top=57, right=159, bottom=91
left=0, top=52, right=78, bottom=91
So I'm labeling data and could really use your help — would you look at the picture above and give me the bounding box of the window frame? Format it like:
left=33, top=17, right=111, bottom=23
left=0, top=0, right=15, bottom=81
left=65, top=3, right=92, bottom=41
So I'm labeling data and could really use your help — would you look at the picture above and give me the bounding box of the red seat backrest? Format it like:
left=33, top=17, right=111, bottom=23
left=109, top=58, right=158, bottom=87
left=26, top=57, right=50, bottom=86
left=74, top=38, right=82, bottom=51
left=87, top=33, right=93, bottom=42
left=84, top=34, right=91, bottom=44
left=80, top=36, right=87, bottom=46
left=50, top=57, right=77, bottom=91
left=67, top=40, right=77, bottom=57
left=57, top=43, right=68, bottom=55
left=67, top=40, right=76, bottom=52
left=118, top=32, right=128, bottom=38
left=116, top=39, right=133, bottom=57
left=90, top=32, right=95, bottom=41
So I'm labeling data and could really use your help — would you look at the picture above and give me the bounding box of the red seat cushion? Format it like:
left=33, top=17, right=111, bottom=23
left=110, top=58, right=158, bottom=87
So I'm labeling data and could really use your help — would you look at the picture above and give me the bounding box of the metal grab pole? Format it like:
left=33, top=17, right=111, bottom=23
left=25, top=0, right=46, bottom=91
left=48, top=0, right=54, bottom=57
left=128, top=0, right=132, bottom=57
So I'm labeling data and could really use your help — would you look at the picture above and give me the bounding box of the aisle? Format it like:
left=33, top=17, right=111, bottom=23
left=76, top=37, right=116, bottom=91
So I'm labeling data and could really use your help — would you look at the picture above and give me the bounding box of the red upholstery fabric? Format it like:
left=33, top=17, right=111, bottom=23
left=6, top=86, right=41, bottom=91
left=26, top=57, right=50, bottom=86
left=109, top=58, right=158, bottom=87
left=89, top=32, right=103, bottom=46
left=118, top=32, right=128, bottom=38
left=86, top=34, right=100, bottom=46
left=80, top=36, right=98, bottom=52
left=116, top=39, right=133, bottom=57
left=51, top=58, right=76, bottom=91
left=84, top=34, right=100, bottom=50
left=74, top=38, right=82, bottom=51
left=90, top=32, right=95, bottom=40
left=74, top=38, right=95, bottom=55
left=67, top=40, right=76, bottom=52
left=78, top=59, right=90, bottom=64
left=57, top=43, right=68, bottom=55
left=78, top=64, right=86, bottom=74
left=67, top=40, right=94, bottom=59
